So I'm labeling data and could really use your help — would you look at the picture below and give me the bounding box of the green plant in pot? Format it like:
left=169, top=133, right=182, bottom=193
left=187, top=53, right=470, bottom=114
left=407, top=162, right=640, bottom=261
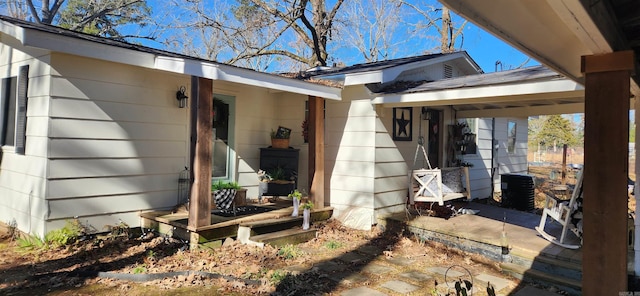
left=301, top=201, right=313, bottom=230
left=211, top=180, right=241, bottom=210
left=288, top=189, right=303, bottom=217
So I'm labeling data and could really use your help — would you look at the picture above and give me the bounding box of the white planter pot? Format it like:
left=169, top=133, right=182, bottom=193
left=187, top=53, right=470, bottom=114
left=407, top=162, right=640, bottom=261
left=302, top=208, right=310, bottom=230
left=292, top=198, right=299, bottom=217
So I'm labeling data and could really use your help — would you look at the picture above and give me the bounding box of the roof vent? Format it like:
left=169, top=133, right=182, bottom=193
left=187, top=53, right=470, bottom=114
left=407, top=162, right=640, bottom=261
left=444, top=64, right=453, bottom=78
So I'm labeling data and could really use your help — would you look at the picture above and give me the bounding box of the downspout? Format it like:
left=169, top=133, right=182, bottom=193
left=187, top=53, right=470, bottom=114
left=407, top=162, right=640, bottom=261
left=491, top=117, right=496, bottom=198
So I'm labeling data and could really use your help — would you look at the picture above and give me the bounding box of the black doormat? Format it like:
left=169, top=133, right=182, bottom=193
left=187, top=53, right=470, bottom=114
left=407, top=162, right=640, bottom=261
left=211, top=205, right=274, bottom=217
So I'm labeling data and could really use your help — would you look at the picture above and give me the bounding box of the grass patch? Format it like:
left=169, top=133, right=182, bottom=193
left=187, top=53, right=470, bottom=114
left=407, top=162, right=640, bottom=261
left=324, top=240, right=343, bottom=250
left=277, top=244, right=303, bottom=259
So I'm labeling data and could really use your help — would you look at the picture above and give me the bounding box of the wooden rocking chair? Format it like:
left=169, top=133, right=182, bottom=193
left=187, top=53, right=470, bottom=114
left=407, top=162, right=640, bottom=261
left=535, top=167, right=583, bottom=249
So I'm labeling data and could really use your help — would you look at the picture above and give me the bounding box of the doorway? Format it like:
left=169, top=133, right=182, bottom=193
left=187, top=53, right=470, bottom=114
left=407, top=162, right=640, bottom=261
left=426, top=109, right=441, bottom=168
left=212, top=94, right=235, bottom=180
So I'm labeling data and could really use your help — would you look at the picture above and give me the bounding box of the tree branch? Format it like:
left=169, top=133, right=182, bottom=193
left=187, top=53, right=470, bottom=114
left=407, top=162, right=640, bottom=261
left=225, top=49, right=310, bottom=66
left=25, top=0, right=41, bottom=23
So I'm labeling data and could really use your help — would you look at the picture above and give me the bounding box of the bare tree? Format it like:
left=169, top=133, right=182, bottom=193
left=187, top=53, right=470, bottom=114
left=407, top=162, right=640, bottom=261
left=174, top=0, right=344, bottom=71
left=232, top=0, right=344, bottom=68
left=0, top=0, right=29, bottom=19
left=401, top=1, right=467, bottom=53
left=162, top=0, right=279, bottom=71
left=337, top=0, right=406, bottom=63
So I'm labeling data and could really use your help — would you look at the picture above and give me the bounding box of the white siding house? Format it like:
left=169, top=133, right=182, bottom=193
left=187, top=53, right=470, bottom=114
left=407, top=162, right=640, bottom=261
left=0, top=16, right=584, bottom=236
left=312, top=54, right=541, bottom=229
left=0, top=16, right=340, bottom=237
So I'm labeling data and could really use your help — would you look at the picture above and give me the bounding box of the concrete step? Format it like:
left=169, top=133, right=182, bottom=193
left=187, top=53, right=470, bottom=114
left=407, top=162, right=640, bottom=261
left=501, top=262, right=581, bottom=296
left=251, top=228, right=317, bottom=247
left=508, top=253, right=582, bottom=281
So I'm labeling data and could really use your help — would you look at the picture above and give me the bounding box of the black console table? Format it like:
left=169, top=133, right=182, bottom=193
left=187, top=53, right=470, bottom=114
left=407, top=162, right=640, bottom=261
left=259, top=148, right=299, bottom=199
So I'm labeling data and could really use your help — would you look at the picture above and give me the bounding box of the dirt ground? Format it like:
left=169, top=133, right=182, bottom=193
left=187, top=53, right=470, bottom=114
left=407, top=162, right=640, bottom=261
left=0, top=218, right=519, bottom=296
left=1, top=162, right=632, bottom=295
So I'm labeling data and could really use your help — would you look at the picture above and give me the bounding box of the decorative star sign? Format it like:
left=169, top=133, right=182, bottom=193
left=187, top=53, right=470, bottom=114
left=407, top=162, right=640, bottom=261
left=396, top=110, right=410, bottom=136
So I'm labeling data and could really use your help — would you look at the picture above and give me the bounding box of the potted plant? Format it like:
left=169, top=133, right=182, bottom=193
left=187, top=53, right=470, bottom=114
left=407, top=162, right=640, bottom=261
left=288, top=189, right=303, bottom=217
left=258, top=166, right=297, bottom=202
left=271, top=126, right=291, bottom=149
left=211, top=180, right=241, bottom=210
left=301, top=201, right=314, bottom=230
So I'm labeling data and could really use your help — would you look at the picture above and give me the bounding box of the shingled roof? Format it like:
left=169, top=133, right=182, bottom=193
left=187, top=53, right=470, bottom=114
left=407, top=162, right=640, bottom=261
left=381, top=65, right=559, bottom=94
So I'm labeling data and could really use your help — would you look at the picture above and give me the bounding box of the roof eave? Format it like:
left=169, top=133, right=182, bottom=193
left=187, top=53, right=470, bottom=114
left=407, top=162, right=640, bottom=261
left=371, top=78, right=584, bottom=106
left=3, top=20, right=341, bottom=100
left=155, top=57, right=342, bottom=100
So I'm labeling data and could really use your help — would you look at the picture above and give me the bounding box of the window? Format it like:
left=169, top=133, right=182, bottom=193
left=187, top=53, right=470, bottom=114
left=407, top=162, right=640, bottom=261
left=507, top=120, right=517, bottom=154
left=0, top=65, right=28, bottom=154
left=1, top=76, right=17, bottom=147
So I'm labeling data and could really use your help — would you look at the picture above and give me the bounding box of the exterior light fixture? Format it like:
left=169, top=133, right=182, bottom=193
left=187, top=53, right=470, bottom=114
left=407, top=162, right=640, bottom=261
left=176, top=86, right=188, bottom=108
left=421, top=107, right=431, bottom=120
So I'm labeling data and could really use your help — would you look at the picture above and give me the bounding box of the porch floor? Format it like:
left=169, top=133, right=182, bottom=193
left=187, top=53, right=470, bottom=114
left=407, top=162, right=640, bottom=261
left=381, top=200, right=634, bottom=274
left=381, top=201, right=587, bottom=262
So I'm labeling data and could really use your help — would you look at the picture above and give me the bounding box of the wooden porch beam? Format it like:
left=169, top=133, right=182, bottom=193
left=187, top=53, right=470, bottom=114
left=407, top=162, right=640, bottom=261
left=188, top=77, right=213, bottom=229
left=309, top=96, right=325, bottom=208
left=581, top=50, right=634, bottom=296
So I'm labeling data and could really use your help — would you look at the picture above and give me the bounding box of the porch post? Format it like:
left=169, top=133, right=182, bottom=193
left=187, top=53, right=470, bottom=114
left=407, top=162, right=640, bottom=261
left=581, top=50, right=634, bottom=295
left=636, top=82, right=640, bottom=277
left=188, top=77, right=213, bottom=229
left=309, top=96, right=325, bottom=208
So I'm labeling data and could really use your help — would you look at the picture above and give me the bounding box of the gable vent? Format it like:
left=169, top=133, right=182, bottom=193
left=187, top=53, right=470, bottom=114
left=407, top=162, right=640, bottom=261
left=444, top=64, right=453, bottom=78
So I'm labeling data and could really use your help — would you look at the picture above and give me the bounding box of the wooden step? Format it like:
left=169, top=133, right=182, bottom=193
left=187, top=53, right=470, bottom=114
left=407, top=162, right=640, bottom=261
left=251, top=228, right=317, bottom=247
left=501, top=262, right=581, bottom=295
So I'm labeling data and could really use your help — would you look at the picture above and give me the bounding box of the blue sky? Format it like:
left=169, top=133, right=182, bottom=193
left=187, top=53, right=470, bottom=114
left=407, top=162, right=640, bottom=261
left=461, top=26, right=540, bottom=73
left=140, top=0, right=539, bottom=73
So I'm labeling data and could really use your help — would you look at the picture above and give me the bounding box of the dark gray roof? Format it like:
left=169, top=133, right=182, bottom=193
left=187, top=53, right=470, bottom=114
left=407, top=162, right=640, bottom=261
left=383, top=65, right=560, bottom=94
left=312, top=53, right=447, bottom=76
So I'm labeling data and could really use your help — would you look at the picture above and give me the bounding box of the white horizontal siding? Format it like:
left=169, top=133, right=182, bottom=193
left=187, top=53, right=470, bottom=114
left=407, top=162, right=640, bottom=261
left=375, top=162, right=408, bottom=178
left=47, top=174, right=180, bottom=199
left=45, top=212, right=145, bottom=235
left=50, top=119, right=187, bottom=141
left=374, top=190, right=407, bottom=209
left=50, top=98, right=184, bottom=124
left=0, top=188, right=48, bottom=236
left=462, top=118, right=494, bottom=199
left=0, top=40, right=51, bottom=237
left=47, top=191, right=178, bottom=219
left=48, top=158, right=185, bottom=179
left=41, top=54, right=191, bottom=230
left=49, top=139, right=186, bottom=158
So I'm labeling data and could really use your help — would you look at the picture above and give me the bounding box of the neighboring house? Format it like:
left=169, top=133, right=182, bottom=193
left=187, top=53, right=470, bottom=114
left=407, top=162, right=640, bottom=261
left=0, top=15, right=584, bottom=238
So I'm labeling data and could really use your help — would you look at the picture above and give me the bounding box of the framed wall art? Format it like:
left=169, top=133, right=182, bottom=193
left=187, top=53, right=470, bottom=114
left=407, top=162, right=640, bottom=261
left=392, top=107, right=412, bottom=141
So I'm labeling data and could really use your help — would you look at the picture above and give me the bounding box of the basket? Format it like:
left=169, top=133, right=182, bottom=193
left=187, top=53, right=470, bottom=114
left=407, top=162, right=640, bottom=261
left=271, top=138, right=290, bottom=149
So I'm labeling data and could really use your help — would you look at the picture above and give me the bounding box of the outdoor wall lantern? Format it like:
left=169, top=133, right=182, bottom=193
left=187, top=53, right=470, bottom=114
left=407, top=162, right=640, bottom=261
left=176, top=86, right=188, bottom=108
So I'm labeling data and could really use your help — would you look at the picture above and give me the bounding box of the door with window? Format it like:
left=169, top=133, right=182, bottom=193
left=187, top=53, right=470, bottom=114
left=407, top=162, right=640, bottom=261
left=212, top=94, right=235, bottom=180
